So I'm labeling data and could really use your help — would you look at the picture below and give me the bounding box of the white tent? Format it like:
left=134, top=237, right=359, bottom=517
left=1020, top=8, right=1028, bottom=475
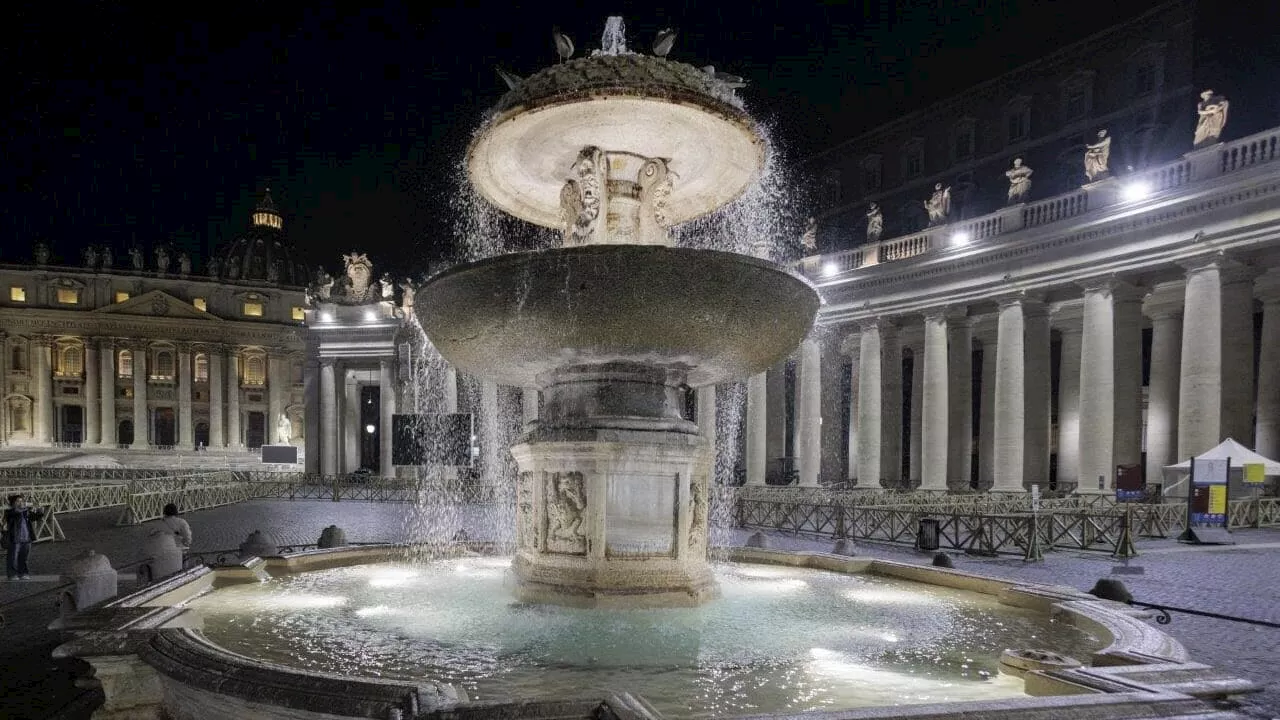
left=1163, top=438, right=1280, bottom=475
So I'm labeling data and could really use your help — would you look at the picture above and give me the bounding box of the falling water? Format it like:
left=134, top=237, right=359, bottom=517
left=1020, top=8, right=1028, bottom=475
left=598, top=16, right=628, bottom=55
left=708, top=382, right=747, bottom=561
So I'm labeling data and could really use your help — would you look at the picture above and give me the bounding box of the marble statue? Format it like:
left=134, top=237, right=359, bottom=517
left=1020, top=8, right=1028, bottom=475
left=207, top=256, right=220, bottom=278
left=34, top=242, right=50, bottom=265
left=553, top=27, right=574, bottom=61
left=398, top=280, right=416, bottom=311
left=101, top=247, right=113, bottom=269
left=276, top=415, right=293, bottom=444
left=1194, top=89, right=1228, bottom=148
left=800, top=217, right=817, bottom=253
left=315, top=269, right=334, bottom=300
left=1005, top=158, right=1033, bottom=204
left=1084, top=130, right=1111, bottom=182
left=923, top=184, right=951, bottom=226
left=866, top=203, right=883, bottom=243
left=559, top=146, right=606, bottom=246
left=178, top=252, right=191, bottom=276
left=652, top=28, right=677, bottom=57
left=226, top=256, right=241, bottom=280
left=380, top=272, right=394, bottom=299
left=266, top=261, right=279, bottom=284
left=340, top=252, right=376, bottom=303
left=82, top=246, right=98, bottom=269
left=128, top=247, right=143, bottom=270
left=155, top=246, right=170, bottom=273
left=546, top=472, right=587, bottom=554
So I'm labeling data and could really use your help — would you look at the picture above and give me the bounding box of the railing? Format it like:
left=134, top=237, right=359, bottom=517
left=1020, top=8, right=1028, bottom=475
left=806, top=125, right=1280, bottom=280
left=117, top=481, right=255, bottom=525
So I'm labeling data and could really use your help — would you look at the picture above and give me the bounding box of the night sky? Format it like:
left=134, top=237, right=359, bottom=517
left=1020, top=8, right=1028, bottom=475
left=5, top=1, right=1278, bottom=279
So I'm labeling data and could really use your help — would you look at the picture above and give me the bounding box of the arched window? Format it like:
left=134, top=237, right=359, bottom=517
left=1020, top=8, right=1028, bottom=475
left=155, top=350, right=175, bottom=378
left=61, top=345, right=83, bottom=377
left=194, top=353, right=209, bottom=382
left=118, top=350, right=133, bottom=378
left=244, top=355, right=266, bottom=385
left=11, top=343, right=26, bottom=372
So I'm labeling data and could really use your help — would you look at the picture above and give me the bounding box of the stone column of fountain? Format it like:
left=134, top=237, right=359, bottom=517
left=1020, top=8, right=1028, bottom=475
left=418, top=17, right=818, bottom=608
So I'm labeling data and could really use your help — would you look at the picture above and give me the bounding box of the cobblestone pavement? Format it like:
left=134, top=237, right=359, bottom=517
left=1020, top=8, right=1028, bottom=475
left=1, top=499, right=1277, bottom=718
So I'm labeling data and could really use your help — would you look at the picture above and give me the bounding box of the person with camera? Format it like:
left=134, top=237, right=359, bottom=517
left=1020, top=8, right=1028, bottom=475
left=4, top=494, right=46, bottom=580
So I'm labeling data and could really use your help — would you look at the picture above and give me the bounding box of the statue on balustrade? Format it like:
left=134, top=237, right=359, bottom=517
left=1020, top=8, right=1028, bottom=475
left=923, top=184, right=950, bottom=226
left=866, top=203, right=883, bottom=242
left=206, top=256, right=220, bottom=278
left=380, top=272, right=395, bottom=299
left=101, top=246, right=113, bottom=269
left=178, top=252, right=192, bottom=276
left=129, top=247, right=144, bottom=271
left=399, top=279, right=416, bottom=312
left=1084, top=130, right=1111, bottom=182
left=266, top=261, right=279, bottom=284
left=82, top=246, right=98, bottom=269
left=155, top=246, right=170, bottom=274
left=226, top=256, right=241, bottom=280
left=330, top=253, right=379, bottom=305
left=34, top=242, right=50, bottom=266
left=1005, top=158, right=1033, bottom=204
left=1194, top=89, right=1229, bottom=148
left=799, top=217, right=817, bottom=254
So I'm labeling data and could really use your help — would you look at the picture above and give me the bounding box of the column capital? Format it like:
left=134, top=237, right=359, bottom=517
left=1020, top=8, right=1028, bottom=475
left=921, top=308, right=949, bottom=323
left=1076, top=275, right=1142, bottom=300
left=320, top=357, right=337, bottom=368
left=1255, top=268, right=1280, bottom=304
left=944, top=306, right=972, bottom=324
left=838, top=333, right=861, bottom=356
left=31, top=334, right=55, bottom=348
left=175, top=341, right=194, bottom=354
left=858, top=317, right=897, bottom=335
left=1180, top=253, right=1255, bottom=283
left=993, top=289, right=1044, bottom=310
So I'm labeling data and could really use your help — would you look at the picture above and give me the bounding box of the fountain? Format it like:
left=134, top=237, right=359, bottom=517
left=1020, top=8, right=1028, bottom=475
left=417, top=17, right=818, bottom=607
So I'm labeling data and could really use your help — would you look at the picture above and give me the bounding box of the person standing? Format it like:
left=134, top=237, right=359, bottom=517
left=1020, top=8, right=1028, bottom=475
left=160, top=503, right=193, bottom=551
left=4, top=494, right=45, bottom=580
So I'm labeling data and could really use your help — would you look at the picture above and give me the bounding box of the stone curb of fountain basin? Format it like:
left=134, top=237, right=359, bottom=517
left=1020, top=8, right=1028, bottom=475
left=50, top=544, right=1261, bottom=720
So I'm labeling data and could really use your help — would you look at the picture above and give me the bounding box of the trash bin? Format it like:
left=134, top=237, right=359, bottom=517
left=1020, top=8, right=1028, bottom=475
left=916, top=518, right=940, bottom=551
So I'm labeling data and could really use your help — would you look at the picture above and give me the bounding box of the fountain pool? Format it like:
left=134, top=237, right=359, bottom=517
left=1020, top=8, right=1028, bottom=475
left=188, top=557, right=1101, bottom=717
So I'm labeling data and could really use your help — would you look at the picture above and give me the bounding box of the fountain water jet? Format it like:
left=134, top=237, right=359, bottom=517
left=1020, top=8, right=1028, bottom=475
left=417, top=17, right=818, bottom=607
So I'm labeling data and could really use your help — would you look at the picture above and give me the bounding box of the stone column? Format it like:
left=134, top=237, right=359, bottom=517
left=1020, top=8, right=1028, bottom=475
left=1221, top=270, right=1257, bottom=446
left=1023, top=302, right=1052, bottom=489
left=843, top=340, right=859, bottom=483
left=343, top=368, right=359, bottom=473
left=697, top=386, right=717, bottom=451
left=226, top=348, right=241, bottom=449
left=32, top=336, right=53, bottom=445
left=99, top=338, right=117, bottom=447
left=880, top=326, right=903, bottom=487
left=1113, top=288, right=1144, bottom=472
left=479, top=379, right=499, bottom=481
left=856, top=322, right=883, bottom=488
left=1078, top=280, right=1117, bottom=493
left=1145, top=310, right=1182, bottom=485
left=745, top=373, right=767, bottom=485
left=908, top=345, right=923, bottom=488
left=765, top=362, right=786, bottom=483
left=320, top=359, right=338, bottom=475
left=1257, top=296, right=1280, bottom=459
left=992, top=298, right=1026, bottom=492
left=795, top=337, right=821, bottom=487
left=132, top=342, right=149, bottom=449
left=177, top=345, right=194, bottom=450
left=380, top=359, right=396, bottom=478
left=920, top=311, right=949, bottom=491
left=267, top=352, right=286, bottom=446
left=208, top=349, right=224, bottom=448
left=84, top=339, right=100, bottom=446
left=1055, top=325, right=1082, bottom=490
left=946, top=311, right=973, bottom=490
left=978, top=338, right=996, bottom=489
left=522, top=386, right=540, bottom=428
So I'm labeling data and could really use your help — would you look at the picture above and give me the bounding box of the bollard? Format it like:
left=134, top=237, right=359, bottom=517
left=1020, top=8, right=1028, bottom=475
left=931, top=552, right=954, bottom=568
left=744, top=531, right=771, bottom=549
left=60, top=550, right=118, bottom=618
left=831, top=539, right=857, bottom=556
left=238, top=530, right=280, bottom=559
left=141, top=530, right=183, bottom=583
left=317, top=525, right=347, bottom=549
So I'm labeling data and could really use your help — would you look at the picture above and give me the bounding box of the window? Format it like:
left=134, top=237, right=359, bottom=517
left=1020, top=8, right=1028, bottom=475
left=1060, top=72, right=1094, bottom=122
left=114, top=291, right=130, bottom=303
left=11, top=345, right=26, bottom=371
left=1007, top=107, right=1030, bottom=143
left=193, top=297, right=207, bottom=312
left=903, top=141, right=924, bottom=179
left=291, top=306, right=305, bottom=321
left=60, top=346, right=83, bottom=377
left=155, top=350, right=175, bottom=378
left=243, top=355, right=266, bottom=385
left=861, top=155, right=882, bottom=193
left=118, top=350, right=133, bottom=378
left=9, top=287, right=25, bottom=302
left=242, top=301, right=264, bottom=317
left=56, top=288, right=79, bottom=305
left=1135, top=64, right=1156, bottom=96
left=952, top=121, right=975, bottom=161
left=194, top=353, right=209, bottom=382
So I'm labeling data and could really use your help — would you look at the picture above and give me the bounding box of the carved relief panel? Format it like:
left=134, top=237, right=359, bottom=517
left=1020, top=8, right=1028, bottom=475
left=543, top=471, right=587, bottom=555
left=516, top=471, right=535, bottom=550
left=687, top=472, right=709, bottom=559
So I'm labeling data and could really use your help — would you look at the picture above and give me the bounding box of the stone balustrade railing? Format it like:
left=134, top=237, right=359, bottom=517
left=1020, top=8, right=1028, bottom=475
left=800, top=125, right=1280, bottom=280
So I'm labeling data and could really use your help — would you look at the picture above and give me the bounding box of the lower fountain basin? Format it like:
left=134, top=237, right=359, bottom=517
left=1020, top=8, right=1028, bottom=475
left=189, top=557, right=1101, bottom=718
left=415, top=246, right=820, bottom=388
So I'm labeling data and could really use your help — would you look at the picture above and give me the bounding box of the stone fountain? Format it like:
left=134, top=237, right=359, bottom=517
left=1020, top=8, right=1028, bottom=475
left=417, top=18, right=819, bottom=607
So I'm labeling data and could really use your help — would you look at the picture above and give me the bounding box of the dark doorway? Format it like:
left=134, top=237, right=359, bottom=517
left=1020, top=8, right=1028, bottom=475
left=361, top=385, right=381, bottom=472
left=195, top=422, right=210, bottom=449
left=119, top=419, right=134, bottom=446
left=246, top=411, right=266, bottom=449
left=154, top=408, right=176, bottom=447
left=60, top=405, right=83, bottom=444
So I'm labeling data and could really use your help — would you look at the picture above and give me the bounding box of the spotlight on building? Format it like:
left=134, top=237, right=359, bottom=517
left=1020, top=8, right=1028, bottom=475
left=951, top=231, right=971, bottom=246
left=365, top=424, right=376, bottom=434
left=319, top=311, right=333, bottom=322
left=1122, top=181, right=1152, bottom=202
left=821, top=262, right=839, bottom=277
left=364, top=310, right=377, bottom=322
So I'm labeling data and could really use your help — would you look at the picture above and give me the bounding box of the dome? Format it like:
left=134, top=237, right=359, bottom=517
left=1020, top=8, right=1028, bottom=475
left=216, top=188, right=309, bottom=286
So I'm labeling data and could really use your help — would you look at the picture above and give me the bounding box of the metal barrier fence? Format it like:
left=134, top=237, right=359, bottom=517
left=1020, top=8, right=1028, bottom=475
left=117, top=482, right=256, bottom=525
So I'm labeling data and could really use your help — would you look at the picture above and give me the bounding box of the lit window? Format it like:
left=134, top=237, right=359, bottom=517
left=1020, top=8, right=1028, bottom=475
left=9, top=287, right=26, bottom=302
left=243, top=355, right=266, bottom=385
left=56, top=288, right=79, bottom=304
left=155, top=351, right=175, bottom=378
left=291, top=306, right=304, bottom=321
left=118, top=350, right=133, bottom=378
left=61, top=346, right=83, bottom=377
left=114, top=291, right=130, bottom=303
left=194, top=354, right=209, bottom=382
left=193, top=297, right=207, bottom=312
left=243, top=301, right=264, bottom=317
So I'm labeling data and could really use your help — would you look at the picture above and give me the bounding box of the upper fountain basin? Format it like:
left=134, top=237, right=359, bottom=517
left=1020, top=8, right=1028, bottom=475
left=415, top=246, right=819, bottom=388
left=468, top=54, right=765, bottom=229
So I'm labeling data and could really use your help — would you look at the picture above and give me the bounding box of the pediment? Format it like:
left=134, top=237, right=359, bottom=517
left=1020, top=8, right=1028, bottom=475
left=93, top=290, right=222, bottom=322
